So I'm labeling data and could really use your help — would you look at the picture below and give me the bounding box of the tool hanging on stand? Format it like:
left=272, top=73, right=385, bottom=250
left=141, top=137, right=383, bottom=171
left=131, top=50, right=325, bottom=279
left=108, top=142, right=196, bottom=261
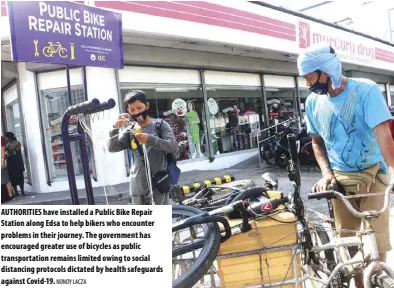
left=61, top=97, right=116, bottom=205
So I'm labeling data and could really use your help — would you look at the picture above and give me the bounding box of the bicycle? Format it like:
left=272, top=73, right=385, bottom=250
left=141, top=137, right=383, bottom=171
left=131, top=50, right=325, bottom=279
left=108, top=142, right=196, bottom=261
left=43, top=42, right=68, bottom=58
left=172, top=134, right=394, bottom=288
left=260, top=123, right=298, bottom=168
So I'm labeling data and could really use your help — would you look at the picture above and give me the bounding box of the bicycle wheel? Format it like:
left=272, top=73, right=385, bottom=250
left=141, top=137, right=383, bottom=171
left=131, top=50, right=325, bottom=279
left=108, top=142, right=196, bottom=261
left=315, top=224, right=336, bottom=270
left=307, top=223, right=344, bottom=288
left=59, top=47, right=68, bottom=58
left=262, top=141, right=275, bottom=165
left=43, top=46, right=53, bottom=57
left=371, top=274, right=394, bottom=288
left=172, top=205, right=221, bottom=288
left=275, top=149, right=289, bottom=168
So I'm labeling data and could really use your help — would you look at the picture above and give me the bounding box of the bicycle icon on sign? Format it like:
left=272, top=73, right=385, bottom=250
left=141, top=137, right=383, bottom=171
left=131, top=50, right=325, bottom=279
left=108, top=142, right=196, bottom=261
left=42, top=42, right=68, bottom=58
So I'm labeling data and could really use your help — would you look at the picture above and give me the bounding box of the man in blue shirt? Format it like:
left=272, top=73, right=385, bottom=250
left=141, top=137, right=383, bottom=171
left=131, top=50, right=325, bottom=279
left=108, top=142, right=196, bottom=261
left=298, top=44, right=394, bottom=287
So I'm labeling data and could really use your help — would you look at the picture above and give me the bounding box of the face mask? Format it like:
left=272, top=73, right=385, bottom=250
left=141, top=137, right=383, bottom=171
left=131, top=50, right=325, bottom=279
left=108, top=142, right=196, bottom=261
left=130, top=109, right=148, bottom=123
left=309, top=71, right=329, bottom=95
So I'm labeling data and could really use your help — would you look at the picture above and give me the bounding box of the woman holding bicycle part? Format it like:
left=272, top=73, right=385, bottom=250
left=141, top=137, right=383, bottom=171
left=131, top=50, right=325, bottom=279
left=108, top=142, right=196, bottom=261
left=298, top=44, right=394, bottom=288
left=108, top=90, right=178, bottom=205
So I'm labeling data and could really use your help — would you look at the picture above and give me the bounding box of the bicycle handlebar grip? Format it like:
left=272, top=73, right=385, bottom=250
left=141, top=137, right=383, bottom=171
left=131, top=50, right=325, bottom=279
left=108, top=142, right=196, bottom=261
left=287, top=134, right=299, bottom=164
left=308, top=191, right=335, bottom=200
left=90, top=98, right=116, bottom=114
left=248, top=196, right=289, bottom=215
left=67, top=98, right=100, bottom=115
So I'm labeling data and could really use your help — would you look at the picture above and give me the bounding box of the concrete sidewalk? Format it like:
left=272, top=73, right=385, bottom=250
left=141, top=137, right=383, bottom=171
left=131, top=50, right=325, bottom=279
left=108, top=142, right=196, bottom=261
left=3, top=158, right=269, bottom=205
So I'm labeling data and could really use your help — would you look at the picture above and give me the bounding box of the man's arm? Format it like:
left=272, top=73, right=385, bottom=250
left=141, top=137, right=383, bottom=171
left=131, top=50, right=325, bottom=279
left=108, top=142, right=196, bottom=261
left=311, top=135, right=333, bottom=176
left=374, top=121, right=394, bottom=182
left=108, top=128, right=130, bottom=152
left=147, top=121, right=178, bottom=154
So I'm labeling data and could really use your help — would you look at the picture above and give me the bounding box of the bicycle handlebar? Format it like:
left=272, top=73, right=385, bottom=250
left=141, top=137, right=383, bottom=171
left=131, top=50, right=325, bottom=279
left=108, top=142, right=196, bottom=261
left=66, top=98, right=116, bottom=115
left=67, top=98, right=100, bottom=115
left=308, top=184, right=393, bottom=218
left=89, top=98, right=116, bottom=114
left=308, top=191, right=335, bottom=200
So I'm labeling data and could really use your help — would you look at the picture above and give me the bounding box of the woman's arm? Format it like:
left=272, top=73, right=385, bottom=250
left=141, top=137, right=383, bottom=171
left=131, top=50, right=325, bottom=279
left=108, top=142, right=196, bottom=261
left=7, top=141, right=21, bottom=152
left=1, top=146, right=5, bottom=169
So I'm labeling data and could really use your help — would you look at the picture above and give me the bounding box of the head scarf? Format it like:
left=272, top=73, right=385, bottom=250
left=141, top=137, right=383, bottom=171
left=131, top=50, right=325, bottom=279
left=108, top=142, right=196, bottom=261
left=297, top=44, right=342, bottom=89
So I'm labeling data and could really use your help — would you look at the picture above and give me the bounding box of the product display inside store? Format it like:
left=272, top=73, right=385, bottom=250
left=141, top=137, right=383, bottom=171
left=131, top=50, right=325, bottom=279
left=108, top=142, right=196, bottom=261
left=206, top=88, right=262, bottom=154
left=42, top=88, right=93, bottom=179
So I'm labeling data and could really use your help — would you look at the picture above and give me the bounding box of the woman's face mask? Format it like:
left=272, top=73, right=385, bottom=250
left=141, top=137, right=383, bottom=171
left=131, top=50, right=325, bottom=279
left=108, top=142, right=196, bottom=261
left=309, top=71, right=329, bottom=95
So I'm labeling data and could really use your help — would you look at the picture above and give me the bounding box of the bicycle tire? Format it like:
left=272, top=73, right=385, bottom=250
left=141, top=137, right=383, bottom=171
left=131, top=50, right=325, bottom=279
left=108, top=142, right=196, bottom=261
left=275, top=149, right=289, bottom=168
left=264, top=148, right=276, bottom=165
left=371, top=274, right=394, bottom=288
left=315, top=224, right=336, bottom=271
left=172, top=205, right=221, bottom=288
left=260, top=140, right=275, bottom=165
left=42, top=46, right=53, bottom=57
left=59, top=47, right=68, bottom=58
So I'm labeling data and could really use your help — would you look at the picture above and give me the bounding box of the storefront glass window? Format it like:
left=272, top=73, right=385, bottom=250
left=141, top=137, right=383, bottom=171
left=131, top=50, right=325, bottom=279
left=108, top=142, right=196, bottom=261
left=205, top=88, right=262, bottom=154
left=299, top=89, right=310, bottom=120
left=120, top=87, right=209, bottom=161
left=5, top=101, right=28, bottom=180
left=265, top=88, right=298, bottom=127
left=264, top=75, right=298, bottom=132
left=41, top=88, right=92, bottom=179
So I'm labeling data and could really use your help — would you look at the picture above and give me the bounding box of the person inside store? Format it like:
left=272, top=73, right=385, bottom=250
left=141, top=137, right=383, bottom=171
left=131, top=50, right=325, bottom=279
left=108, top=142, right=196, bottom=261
left=108, top=90, right=178, bottom=205
left=1, top=135, right=14, bottom=202
left=4, top=132, right=25, bottom=197
left=185, top=101, right=204, bottom=158
left=298, top=44, right=394, bottom=288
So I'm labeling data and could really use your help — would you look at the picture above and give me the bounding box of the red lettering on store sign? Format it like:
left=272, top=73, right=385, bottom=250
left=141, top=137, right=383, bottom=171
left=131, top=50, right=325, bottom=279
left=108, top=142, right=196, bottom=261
left=298, top=21, right=375, bottom=60
left=1, top=1, right=7, bottom=17
left=299, top=21, right=310, bottom=48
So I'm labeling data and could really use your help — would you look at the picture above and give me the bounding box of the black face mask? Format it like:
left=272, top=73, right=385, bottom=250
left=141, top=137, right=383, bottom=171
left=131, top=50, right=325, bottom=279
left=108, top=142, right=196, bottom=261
left=130, top=109, right=148, bottom=123
left=309, top=71, right=329, bottom=95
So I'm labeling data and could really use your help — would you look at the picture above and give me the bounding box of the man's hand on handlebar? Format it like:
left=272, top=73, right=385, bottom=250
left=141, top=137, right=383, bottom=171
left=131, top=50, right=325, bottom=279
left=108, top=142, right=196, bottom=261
left=312, top=173, right=337, bottom=192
